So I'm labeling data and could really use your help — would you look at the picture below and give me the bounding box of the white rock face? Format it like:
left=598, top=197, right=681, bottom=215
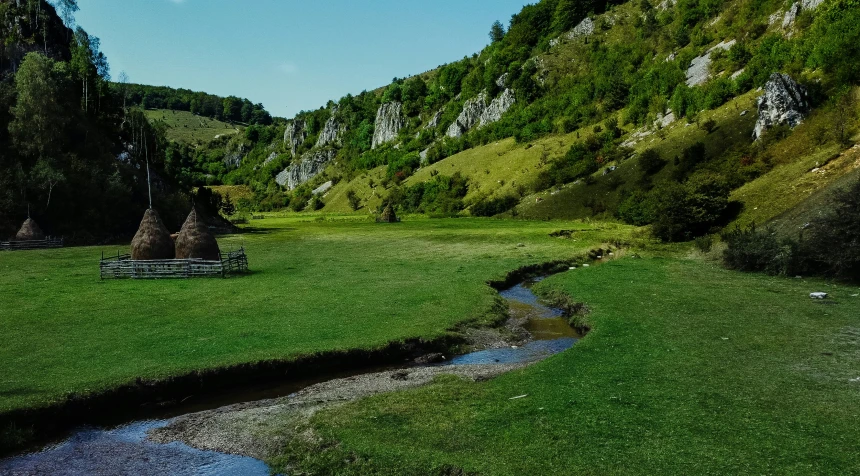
left=312, top=181, right=333, bottom=196
left=782, top=2, right=801, bottom=29
left=263, top=152, right=278, bottom=166
left=496, top=73, right=509, bottom=89
left=753, top=73, right=809, bottom=140
left=654, top=110, right=676, bottom=128
left=283, top=120, right=307, bottom=157
left=446, top=89, right=516, bottom=138
left=316, top=107, right=345, bottom=148
left=223, top=143, right=247, bottom=169
left=480, top=89, right=516, bottom=127
left=801, top=0, right=824, bottom=9
left=425, top=110, right=443, bottom=130
left=447, top=92, right=488, bottom=138
left=550, top=17, right=595, bottom=47
left=276, top=149, right=337, bottom=190
left=686, top=39, right=736, bottom=87
left=371, top=102, right=405, bottom=149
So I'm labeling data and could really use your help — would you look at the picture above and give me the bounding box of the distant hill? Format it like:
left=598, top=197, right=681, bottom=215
left=124, top=83, right=274, bottom=125
left=145, top=109, right=242, bottom=145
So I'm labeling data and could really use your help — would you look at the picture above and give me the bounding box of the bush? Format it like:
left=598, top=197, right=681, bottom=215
left=651, top=173, right=730, bottom=242
left=638, top=148, right=667, bottom=175
left=471, top=195, right=519, bottom=217
left=694, top=234, right=714, bottom=253
left=722, top=224, right=808, bottom=276
left=346, top=190, right=361, bottom=211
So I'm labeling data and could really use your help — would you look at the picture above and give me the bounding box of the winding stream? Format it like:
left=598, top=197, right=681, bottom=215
left=0, top=277, right=579, bottom=475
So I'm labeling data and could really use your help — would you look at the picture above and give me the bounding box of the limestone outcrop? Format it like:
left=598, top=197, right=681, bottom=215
left=283, top=120, right=307, bottom=157
left=425, top=110, right=443, bottom=130
left=447, top=92, right=488, bottom=138
left=685, top=39, right=735, bottom=87
left=480, top=89, right=516, bottom=127
left=446, top=89, right=516, bottom=138
left=223, top=143, right=247, bottom=169
left=275, top=149, right=336, bottom=190
left=753, top=73, right=809, bottom=140
left=315, top=107, right=345, bottom=148
left=372, top=102, right=405, bottom=149
left=550, top=18, right=595, bottom=47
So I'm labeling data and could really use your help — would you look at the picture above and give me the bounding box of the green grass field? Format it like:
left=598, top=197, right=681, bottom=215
left=144, top=109, right=242, bottom=144
left=273, top=256, right=860, bottom=475
left=0, top=216, right=630, bottom=414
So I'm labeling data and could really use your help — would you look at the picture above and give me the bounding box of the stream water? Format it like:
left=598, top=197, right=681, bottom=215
left=0, top=278, right=578, bottom=475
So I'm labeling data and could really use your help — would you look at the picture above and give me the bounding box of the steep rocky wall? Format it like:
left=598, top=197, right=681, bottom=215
left=372, top=102, right=405, bottom=149
left=315, top=107, right=345, bottom=148
left=283, top=120, right=307, bottom=157
left=446, top=88, right=516, bottom=138
left=275, top=149, right=336, bottom=190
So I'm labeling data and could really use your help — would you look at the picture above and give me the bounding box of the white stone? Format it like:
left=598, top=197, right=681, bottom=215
left=685, top=39, right=736, bottom=87
left=753, top=73, right=809, bottom=140
left=371, top=102, right=405, bottom=149
left=810, top=292, right=828, bottom=299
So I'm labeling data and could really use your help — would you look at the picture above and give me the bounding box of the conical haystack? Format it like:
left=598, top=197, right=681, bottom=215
left=175, top=208, right=221, bottom=261
left=15, top=218, right=45, bottom=241
left=131, top=209, right=175, bottom=260
left=378, top=203, right=398, bottom=223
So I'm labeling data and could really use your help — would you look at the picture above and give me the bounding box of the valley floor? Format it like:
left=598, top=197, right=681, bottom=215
left=2, top=216, right=858, bottom=474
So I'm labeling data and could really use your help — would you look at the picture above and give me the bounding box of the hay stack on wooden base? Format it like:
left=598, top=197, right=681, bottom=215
left=15, top=218, right=45, bottom=241
left=131, top=209, right=175, bottom=260
left=377, top=204, right=398, bottom=223
left=175, top=207, right=220, bottom=261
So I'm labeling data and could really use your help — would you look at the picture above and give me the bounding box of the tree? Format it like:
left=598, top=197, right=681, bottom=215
left=553, top=0, right=590, bottom=34
left=30, top=158, right=65, bottom=210
left=9, top=53, right=67, bottom=162
left=54, top=0, right=79, bottom=36
left=489, top=20, right=506, bottom=43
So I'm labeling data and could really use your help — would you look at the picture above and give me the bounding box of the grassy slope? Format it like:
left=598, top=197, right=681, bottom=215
left=144, top=109, right=242, bottom=145
left=0, top=216, right=631, bottom=414
left=276, top=256, right=860, bottom=474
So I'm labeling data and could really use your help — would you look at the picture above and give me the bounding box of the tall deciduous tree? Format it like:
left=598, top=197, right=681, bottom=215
left=9, top=52, right=67, bottom=162
left=489, top=20, right=506, bottom=43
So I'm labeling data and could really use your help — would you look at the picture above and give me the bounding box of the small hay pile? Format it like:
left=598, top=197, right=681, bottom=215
left=15, top=218, right=45, bottom=241
left=377, top=204, right=398, bottom=223
left=175, top=207, right=221, bottom=261
left=131, top=209, right=175, bottom=260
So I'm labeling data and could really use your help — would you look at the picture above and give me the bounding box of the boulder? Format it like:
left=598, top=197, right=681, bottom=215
left=371, top=102, right=405, bottom=149
left=810, top=292, right=828, bottom=299
left=782, top=2, right=801, bottom=29
left=753, top=73, right=809, bottom=140
left=275, top=149, right=336, bottom=190
left=283, top=120, right=307, bottom=157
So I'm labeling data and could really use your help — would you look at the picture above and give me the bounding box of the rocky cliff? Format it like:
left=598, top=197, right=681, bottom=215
left=372, top=102, right=405, bottom=149
left=753, top=73, right=809, bottom=140
left=284, top=120, right=307, bottom=157
left=446, top=88, right=516, bottom=138
left=275, top=149, right=337, bottom=190
left=316, top=107, right=345, bottom=148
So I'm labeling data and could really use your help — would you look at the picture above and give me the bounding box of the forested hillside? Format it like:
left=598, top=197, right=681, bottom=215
left=0, top=0, right=190, bottom=242
left=170, top=0, right=858, bottom=238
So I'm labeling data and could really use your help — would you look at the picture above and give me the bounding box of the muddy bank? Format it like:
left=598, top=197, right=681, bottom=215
left=0, top=335, right=462, bottom=457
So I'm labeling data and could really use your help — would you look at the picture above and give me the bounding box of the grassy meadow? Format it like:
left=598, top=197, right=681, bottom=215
left=274, top=255, right=860, bottom=475
left=144, top=109, right=242, bottom=145
left=0, top=216, right=630, bottom=414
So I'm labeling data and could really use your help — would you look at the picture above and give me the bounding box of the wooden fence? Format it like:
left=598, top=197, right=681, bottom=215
left=100, top=248, right=248, bottom=279
left=0, top=237, right=64, bottom=251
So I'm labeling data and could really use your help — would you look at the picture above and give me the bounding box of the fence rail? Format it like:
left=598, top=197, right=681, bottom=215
left=0, top=237, right=64, bottom=251
left=100, top=248, right=248, bottom=279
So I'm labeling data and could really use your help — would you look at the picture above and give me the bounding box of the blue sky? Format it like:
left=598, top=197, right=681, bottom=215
left=75, top=0, right=530, bottom=118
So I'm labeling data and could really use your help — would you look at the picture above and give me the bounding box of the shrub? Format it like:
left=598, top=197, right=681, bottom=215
left=651, top=173, right=730, bottom=242
left=346, top=190, right=361, bottom=211
left=721, top=224, right=805, bottom=276
left=471, top=195, right=519, bottom=217
left=694, top=234, right=713, bottom=253
left=638, top=148, right=667, bottom=175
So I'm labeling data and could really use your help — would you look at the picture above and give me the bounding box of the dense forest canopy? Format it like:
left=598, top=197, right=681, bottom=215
left=120, top=83, right=273, bottom=125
